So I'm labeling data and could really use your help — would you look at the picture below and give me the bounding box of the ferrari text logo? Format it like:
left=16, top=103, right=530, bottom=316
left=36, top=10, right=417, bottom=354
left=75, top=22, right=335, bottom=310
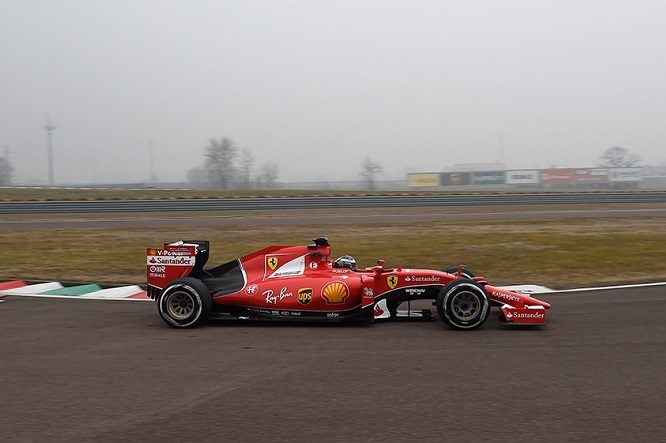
left=322, top=282, right=349, bottom=305
left=298, top=288, right=313, bottom=305
left=387, top=275, right=398, bottom=289
left=267, top=256, right=279, bottom=270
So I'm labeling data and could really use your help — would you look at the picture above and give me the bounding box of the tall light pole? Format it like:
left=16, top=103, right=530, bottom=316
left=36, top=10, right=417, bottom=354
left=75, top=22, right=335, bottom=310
left=44, top=118, right=57, bottom=185
left=149, top=139, right=157, bottom=183
left=91, top=147, right=98, bottom=184
left=497, top=133, right=505, bottom=165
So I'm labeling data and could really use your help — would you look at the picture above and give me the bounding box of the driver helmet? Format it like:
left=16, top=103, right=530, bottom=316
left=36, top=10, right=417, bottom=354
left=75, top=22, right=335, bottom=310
left=333, top=255, right=357, bottom=270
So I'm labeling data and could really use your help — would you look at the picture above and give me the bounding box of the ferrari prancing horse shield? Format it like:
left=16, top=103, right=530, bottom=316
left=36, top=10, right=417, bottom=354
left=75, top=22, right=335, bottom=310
left=267, top=256, right=279, bottom=270
left=387, top=275, right=398, bottom=289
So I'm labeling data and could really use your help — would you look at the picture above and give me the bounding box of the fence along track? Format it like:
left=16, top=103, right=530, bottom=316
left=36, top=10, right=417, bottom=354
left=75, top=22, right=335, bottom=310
left=1, top=191, right=665, bottom=214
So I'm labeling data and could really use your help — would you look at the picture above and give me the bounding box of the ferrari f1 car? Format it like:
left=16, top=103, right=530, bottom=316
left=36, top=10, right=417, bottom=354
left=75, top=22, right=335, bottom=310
left=146, top=238, right=551, bottom=330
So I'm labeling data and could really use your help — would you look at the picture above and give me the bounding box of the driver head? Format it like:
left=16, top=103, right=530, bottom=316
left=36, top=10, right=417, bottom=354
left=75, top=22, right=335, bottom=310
left=333, top=255, right=357, bottom=270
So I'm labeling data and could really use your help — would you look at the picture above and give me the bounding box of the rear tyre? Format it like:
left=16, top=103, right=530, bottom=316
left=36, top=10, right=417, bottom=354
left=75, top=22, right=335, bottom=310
left=158, top=278, right=212, bottom=328
left=436, top=279, right=490, bottom=330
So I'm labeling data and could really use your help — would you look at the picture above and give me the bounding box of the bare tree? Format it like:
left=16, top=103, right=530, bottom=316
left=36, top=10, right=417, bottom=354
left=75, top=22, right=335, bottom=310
left=0, top=156, right=13, bottom=185
left=256, top=163, right=279, bottom=189
left=204, top=137, right=238, bottom=188
left=240, top=148, right=254, bottom=189
left=599, top=146, right=640, bottom=168
left=359, top=157, right=383, bottom=190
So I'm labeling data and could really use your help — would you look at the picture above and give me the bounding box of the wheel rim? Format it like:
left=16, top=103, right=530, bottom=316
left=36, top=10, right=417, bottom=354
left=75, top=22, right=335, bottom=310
left=165, top=290, right=196, bottom=320
left=450, top=290, right=480, bottom=321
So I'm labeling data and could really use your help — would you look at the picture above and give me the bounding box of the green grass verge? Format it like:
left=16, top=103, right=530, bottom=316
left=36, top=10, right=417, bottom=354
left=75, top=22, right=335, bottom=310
left=1, top=213, right=664, bottom=288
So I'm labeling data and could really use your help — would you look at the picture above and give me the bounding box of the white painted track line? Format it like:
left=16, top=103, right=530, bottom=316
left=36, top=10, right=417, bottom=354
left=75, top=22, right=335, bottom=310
left=1, top=282, right=63, bottom=295
left=1, top=281, right=664, bottom=301
left=79, top=285, right=145, bottom=298
left=547, top=281, right=666, bottom=294
left=499, top=284, right=555, bottom=294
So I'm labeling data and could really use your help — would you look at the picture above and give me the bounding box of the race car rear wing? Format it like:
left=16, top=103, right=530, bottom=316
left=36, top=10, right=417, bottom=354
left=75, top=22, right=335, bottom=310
left=146, top=240, right=210, bottom=299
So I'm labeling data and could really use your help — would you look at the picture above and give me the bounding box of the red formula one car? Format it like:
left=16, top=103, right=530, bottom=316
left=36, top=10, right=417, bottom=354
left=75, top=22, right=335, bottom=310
left=146, top=238, right=551, bottom=330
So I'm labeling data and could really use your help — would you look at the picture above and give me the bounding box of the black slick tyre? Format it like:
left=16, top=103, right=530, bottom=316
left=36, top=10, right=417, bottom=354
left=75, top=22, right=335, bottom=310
left=157, top=278, right=212, bottom=328
left=436, top=279, right=490, bottom=330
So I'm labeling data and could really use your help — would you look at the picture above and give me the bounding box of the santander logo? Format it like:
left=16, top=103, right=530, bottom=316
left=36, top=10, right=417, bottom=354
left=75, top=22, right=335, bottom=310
left=506, top=310, right=545, bottom=320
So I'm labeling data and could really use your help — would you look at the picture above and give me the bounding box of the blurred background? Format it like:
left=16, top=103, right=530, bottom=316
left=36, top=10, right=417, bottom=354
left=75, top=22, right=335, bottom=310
left=1, top=0, right=666, bottom=191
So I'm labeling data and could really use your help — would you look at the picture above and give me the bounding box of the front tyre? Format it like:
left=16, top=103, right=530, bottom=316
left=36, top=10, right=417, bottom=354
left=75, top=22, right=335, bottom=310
left=158, top=278, right=212, bottom=328
left=436, top=280, right=490, bottom=330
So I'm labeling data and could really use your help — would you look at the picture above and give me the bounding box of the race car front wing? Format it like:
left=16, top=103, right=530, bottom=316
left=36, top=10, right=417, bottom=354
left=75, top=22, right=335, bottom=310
left=500, top=305, right=547, bottom=325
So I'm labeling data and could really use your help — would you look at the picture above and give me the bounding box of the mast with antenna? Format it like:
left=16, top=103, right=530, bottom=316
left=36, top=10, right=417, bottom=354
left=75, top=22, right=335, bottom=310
left=44, top=117, right=57, bottom=185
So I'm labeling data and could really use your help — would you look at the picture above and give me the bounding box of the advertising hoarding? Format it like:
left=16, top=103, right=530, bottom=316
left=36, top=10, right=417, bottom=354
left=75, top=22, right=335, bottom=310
left=406, top=173, right=440, bottom=187
left=440, top=172, right=471, bottom=186
left=506, top=170, right=539, bottom=184
left=573, top=168, right=608, bottom=183
left=608, top=168, right=642, bottom=182
left=540, top=168, right=573, bottom=185
left=471, top=171, right=506, bottom=185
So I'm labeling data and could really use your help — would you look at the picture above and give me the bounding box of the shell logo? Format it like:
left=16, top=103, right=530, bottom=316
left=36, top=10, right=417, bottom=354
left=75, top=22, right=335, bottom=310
left=321, top=281, right=349, bottom=305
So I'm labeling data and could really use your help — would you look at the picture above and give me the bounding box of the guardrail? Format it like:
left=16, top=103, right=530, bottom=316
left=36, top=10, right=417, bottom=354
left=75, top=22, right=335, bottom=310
left=1, top=191, right=665, bottom=214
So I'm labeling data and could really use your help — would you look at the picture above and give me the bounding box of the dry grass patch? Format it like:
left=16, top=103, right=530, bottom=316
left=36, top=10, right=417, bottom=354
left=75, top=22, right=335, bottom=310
left=1, top=214, right=665, bottom=289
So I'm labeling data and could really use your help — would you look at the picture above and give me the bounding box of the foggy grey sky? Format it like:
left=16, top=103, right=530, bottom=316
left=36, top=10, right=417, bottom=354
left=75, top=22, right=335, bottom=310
left=2, top=0, right=666, bottom=184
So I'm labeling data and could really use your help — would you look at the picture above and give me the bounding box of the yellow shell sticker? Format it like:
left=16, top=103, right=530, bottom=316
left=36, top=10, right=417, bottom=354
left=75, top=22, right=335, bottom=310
left=387, top=275, right=398, bottom=289
left=298, top=288, right=313, bottom=305
left=321, top=282, right=349, bottom=305
left=267, top=256, right=279, bottom=271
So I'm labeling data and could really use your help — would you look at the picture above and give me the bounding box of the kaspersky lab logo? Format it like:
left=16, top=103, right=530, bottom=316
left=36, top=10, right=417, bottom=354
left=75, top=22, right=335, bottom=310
left=387, top=275, right=398, bottom=289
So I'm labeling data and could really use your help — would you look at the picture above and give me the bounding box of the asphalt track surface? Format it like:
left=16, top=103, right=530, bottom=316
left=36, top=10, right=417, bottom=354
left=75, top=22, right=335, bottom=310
left=2, top=286, right=664, bottom=442
left=2, top=207, right=666, bottom=231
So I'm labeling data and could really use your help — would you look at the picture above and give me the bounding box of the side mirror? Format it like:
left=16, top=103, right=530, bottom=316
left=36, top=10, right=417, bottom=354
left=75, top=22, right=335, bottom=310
left=373, top=259, right=385, bottom=277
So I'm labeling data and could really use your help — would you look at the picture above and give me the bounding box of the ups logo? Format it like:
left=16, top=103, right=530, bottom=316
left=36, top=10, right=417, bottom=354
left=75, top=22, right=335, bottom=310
left=387, top=275, right=398, bottom=289
left=298, top=288, right=313, bottom=305
left=267, top=256, right=279, bottom=270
